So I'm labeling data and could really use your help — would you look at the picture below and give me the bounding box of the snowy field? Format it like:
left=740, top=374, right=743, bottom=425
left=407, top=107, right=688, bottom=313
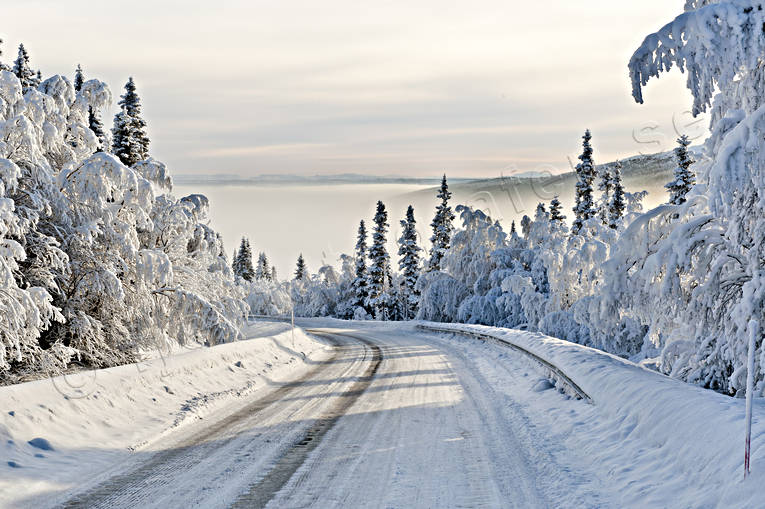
left=2, top=320, right=762, bottom=508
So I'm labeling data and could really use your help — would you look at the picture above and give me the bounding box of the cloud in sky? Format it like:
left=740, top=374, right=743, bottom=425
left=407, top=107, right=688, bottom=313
left=1, top=0, right=706, bottom=177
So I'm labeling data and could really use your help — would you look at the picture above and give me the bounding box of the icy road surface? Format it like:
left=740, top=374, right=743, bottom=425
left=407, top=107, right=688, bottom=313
left=54, top=325, right=597, bottom=508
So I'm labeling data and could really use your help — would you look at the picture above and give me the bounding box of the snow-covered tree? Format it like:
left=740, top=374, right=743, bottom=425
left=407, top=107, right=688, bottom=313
left=549, top=196, right=565, bottom=223
left=598, top=163, right=613, bottom=225
left=623, top=0, right=765, bottom=393
left=255, top=252, right=271, bottom=280
left=367, top=201, right=393, bottom=320
left=112, top=77, right=149, bottom=167
left=572, top=129, right=597, bottom=234
left=232, top=237, right=254, bottom=282
left=88, top=106, right=107, bottom=152
left=294, top=253, right=307, bottom=280
left=12, top=44, right=38, bottom=92
left=520, top=214, right=532, bottom=239
left=0, top=47, right=246, bottom=380
left=0, top=39, right=8, bottom=71
left=665, top=135, right=696, bottom=205
left=74, top=64, right=84, bottom=92
left=271, top=266, right=277, bottom=282
left=397, top=205, right=422, bottom=319
left=427, top=174, right=455, bottom=271
left=350, top=220, right=371, bottom=317
left=608, top=161, right=626, bottom=229
left=246, top=278, right=291, bottom=317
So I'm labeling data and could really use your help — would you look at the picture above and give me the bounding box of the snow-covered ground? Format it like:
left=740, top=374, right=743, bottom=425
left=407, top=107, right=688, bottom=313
left=1, top=320, right=762, bottom=508
left=0, top=321, right=332, bottom=508
left=412, top=321, right=765, bottom=508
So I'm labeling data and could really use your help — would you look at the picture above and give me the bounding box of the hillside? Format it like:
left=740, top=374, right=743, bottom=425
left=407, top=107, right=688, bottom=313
left=405, top=151, right=681, bottom=225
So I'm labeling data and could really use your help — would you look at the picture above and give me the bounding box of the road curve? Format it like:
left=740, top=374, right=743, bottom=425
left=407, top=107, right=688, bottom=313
left=56, top=325, right=589, bottom=508
left=60, top=330, right=380, bottom=509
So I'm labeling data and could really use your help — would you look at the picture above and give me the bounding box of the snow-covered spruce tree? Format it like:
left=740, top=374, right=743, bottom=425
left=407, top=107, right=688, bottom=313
left=0, top=39, right=8, bottom=71
left=665, top=135, right=696, bottom=205
left=520, top=214, right=532, bottom=239
left=427, top=174, right=455, bottom=271
left=608, top=160, right=626, bottom=229
left=295, top=253, right=307, bottom=280
left=255, top=252, right=270, bottom=280
left=367, top=201, right=393, bottom=320
left=572, top=129, right=597, bottom=234
left=549, top=196, right=565, bottom=222
left=597, top=163, right=613, bottom=225
left=74, top=64, right=84, bottom=92
left=350, top=219, right=371, bottom=318
left=622, top=0, right=765, bottom=393
left=233, top=237, right=254, bottom=282
left=88, top=107, right=106, bottom=152
left=12, top=44, right=38, bottom=92
left=397, top=205, right=422, bottom=319
left=271, top=266, right=277, bottom=282
left=112, top=77, right=150, bottom=167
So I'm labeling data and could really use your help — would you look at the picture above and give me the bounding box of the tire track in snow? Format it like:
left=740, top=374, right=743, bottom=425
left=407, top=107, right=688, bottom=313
left=59, top=332, right=370, bottom=509
left=229, top=330, right=382, bottom=509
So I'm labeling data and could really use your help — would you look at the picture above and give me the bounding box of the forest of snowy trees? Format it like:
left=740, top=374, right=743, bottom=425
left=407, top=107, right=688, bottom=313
left=273, top=0, right=764, bottom=397
left=1, top=0, right=762, bottom=398
left=0, top=42, right=249, bottom=382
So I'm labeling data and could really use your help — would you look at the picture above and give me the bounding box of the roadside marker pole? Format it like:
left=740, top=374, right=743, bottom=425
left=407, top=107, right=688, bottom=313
left=291, top=307, right=295, bottom=350
left=745, top=319, right=758, bottom=479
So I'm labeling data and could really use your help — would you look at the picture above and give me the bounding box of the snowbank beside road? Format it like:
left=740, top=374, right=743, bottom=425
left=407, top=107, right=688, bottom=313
left=419, top=321, right=765, bottom=508
left=0, top=321, right=330, bottom=508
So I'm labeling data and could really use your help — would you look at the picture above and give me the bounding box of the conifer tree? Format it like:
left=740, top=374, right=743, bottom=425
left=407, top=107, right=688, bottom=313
left=12, top=44, right=37, bottom=92
left=427, top=174, right=455, bottom=271
left=271, top=266, right=277, bottom=282
left=74, top=64, right=84, bottom=92
left=572, top=129, right=597, bottom=234
left=232, top=237, right=254, bottom=282
left=112, top=77, right=150, bottom=167
left=256, top=252, right=271, bottom=280
left=598, top=164, right=613, bottom=225
left=397, top=205, right=422, bottom=319
left=549, top=195, right=566, bottom=222
left=608, top=160, right=626, bottom=229
left=367, top=201, right=393, bottom=320
left=666, top=135, right=696, bottom=205
left=0, top=39, right=9, bottom=71
left=295, top=254, right=307, bottom=280
left=88, top=107, right=107, bottom=152
left=510, top=220, right=517, bottom=234
left=520, top=214, right=532, bottom=239
left=351, top=220, right=370, bottom=313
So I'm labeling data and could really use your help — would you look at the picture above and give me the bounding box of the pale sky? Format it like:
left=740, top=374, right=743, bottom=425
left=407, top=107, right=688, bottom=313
left=2, top=1, right=705, bottom=178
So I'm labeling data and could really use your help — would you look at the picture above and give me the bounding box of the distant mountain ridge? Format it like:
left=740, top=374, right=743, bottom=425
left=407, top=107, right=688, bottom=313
left=173, top=173, right=479, bottom=187
left=404, top=150, right=686, bottom=224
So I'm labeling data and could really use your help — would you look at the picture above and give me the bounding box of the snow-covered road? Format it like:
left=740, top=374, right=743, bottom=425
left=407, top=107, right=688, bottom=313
left=52, top=325, right=593, bottom=508
left=6, top=321, right=761, bottom=508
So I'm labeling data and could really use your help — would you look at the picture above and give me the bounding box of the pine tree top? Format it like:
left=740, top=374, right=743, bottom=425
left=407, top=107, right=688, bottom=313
left=437, top=174, right=451, bottom=202
left=405, top=204, right=415, bottom=223
left=119, top=77, right=142, bottom=117
left=355, top=220, right=368, bottom=250
left=374, top=200, right=389, bottom=228
left=74, top=64, right=84, bottom=92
